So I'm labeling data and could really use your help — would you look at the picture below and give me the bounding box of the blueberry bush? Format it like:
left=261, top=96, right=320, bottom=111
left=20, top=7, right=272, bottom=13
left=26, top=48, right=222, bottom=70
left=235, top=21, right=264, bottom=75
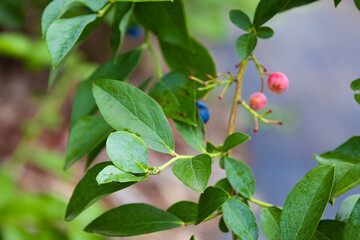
left=40, top=0, right=360, bottom=239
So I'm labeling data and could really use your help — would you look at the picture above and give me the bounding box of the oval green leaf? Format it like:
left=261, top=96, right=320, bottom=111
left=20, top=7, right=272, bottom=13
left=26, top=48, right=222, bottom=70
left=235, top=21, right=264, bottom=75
left=46, top=14, right=97, bottom=67
left=343, top=197, right=360, bottom=239
left=96, top=165, right=147, bottom=184
left=236, top=33, right=257, bottom=60
left=149, top=71, right=196, bottom=125
left=214, top=178, right=232, bottom=194
left=222, top=198, right=259, bottom=240
left=196, top=186, right=229, bottom=225
left=65, top=162, right=135, bottom=221
left=70, top=47, right=143, bottom=128
left=84, top=203, right=184, bottom=237
left=106, top=131, right=148, bottom=174
left=172, top=154, right=212, bottom=192
left=225, top=157, right=255, bottom=198
left=167, top=201, right=198, bottom=224
left=173, top=112, right=206, bottom=153
left=41, top=0, right=107, bottom=36
left=256, top=26, right=274, bottom=39
left=314, top=136, right=360, bottom=165
left=219, top=216, right=230, bottom=233
left=280, top=165, right=335, bottom=240
left=260, top=207, right=282, bottom=240
left=229, top=9, right=252, bottom=32
left=336, top=194, right=360, bottom=222
left=93, top=79, right=175, bottom=154
left=222, top=132, right=250, bottom=153
left=64, top=115, right=112, bottom=170
left=316, top=220, right=345, bottom=240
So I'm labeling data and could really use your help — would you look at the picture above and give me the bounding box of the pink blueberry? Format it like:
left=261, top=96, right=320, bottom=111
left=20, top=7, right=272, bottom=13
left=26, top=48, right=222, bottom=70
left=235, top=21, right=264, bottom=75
left=267, top=72, right=289, bottom=94
left=249, top=92, right=267, bottom=110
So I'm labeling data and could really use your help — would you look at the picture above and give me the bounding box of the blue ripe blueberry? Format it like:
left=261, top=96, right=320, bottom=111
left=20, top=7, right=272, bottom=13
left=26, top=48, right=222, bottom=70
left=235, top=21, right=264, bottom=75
left=127, top=25, right=142, bottom=38
left=196, top=101, right=210, bottom=124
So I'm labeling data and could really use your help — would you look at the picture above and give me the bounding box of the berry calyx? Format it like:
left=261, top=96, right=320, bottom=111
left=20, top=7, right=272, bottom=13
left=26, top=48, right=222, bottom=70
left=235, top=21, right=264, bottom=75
left=267, top=72, right=289, bottom=94
left=249, top=92, right=267, bottom=110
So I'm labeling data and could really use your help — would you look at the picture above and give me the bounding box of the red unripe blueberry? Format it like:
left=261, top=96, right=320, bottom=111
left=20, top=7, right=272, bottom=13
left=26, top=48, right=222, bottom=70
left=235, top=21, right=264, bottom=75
left=267, top=72, right=289, bottom=94
left=249, top=92, right=267, bottom=110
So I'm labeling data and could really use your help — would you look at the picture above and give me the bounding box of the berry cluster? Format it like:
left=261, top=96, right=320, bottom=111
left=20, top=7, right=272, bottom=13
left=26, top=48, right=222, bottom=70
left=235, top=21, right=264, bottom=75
left=191, top=54, right=289, bottom=132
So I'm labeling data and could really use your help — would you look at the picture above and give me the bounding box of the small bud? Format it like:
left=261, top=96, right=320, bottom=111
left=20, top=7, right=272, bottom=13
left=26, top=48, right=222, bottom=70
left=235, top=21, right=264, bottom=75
left=203, top=82, right=207, bottom=86
left=278, top=121, right=283, bottom=125
left=206, top=74, right=211, bottom=79
left=218, top=95, right=223, bottom=100
left=189, top=76, right=194, bottom=80
left=253, top=129, right=258, bottom=133
left=227, top=70, right=231, bottom=75
left=268, top=109, right=273, bottom=113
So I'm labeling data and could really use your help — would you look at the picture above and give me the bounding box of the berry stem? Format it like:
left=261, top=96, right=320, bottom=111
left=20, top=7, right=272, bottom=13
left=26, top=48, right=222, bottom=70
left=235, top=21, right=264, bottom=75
left=239, top=100, right=282, bottom=130
left=97, top=2, right=113, bottom=17
left=248, top=197, right=282, bottom=209
left=145, top=31, right=163, bottom=79
left=227, top=59, right=249, bottom=137
left=250, top=53, right=265, bottom=93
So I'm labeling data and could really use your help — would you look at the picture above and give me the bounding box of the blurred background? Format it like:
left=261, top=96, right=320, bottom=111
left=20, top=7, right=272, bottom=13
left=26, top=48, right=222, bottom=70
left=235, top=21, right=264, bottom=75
left=1, top=0, right=360, bottom=239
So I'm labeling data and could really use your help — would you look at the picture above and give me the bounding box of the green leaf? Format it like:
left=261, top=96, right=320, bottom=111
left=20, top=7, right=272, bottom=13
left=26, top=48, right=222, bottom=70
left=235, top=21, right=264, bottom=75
left=355, top=0, right=360, bottom=11
left=229, top=10, right=252, bottom=32
left=222, top=132, right=250, bottom=153
left=330, top=163, right=360, bottom=201
left=343, top=198, right=360, bottom=239
left=167, top=201, right=198, bottom=224
left=173, top=112, right=206, bottom=153
left=96, top=165, right=147, bottom=184
left=110, top=3, right=133, bottom=58
left=222, top=198, right=259, bottom=240
left=256, top=26, right=274, bottom=39
left=280, top=165, right=335, bottom=240
left=280, top=0, right=320, bottom=12
left=316, top=220, right=345, bottom=240
left=219, top=216, right=230, bottom=233
left=350, top=78, right=360, bottom=91
left=134, top=0, right=189, bottom=47
left=260, top=207, right=281, bottom=240
left=253, top=0, right=292, bottom=27
left=84, top=203, right=184, bottom=236
left=93, top=79, right=175, bottom=154
left=65, top=162, right=135, bottom=221
left=336, top=194, right=360, bottom=222
left=206, top=141, right=221, bottom=154
left=159, top=37, right=216, bottom=79
left=46, top=14, right=97, bottom=67
left=225, top=157, right=255, bottom=199
left=190, top=235, right=195, bottom=240
left=172, top=154, right=212, bottom=192
left=314, top=136, right=360, bottom=165
left=115, top=0, right=172, bottom=1
left=214, top=178, right=232, bottom=194
left=64, top=115, right=112, bottom=170
left=354, top=93, right=360, bottom=105
left=236, top=33, right=257, bottom=60
left=196, top=186, right=229, bottom=224
left=106, top=131, right=148, bottom=174
left=334, top=0, right=342, bottom=7
left=41, top=0, right=107, bottom=37
left=70, top=47, right=143, bottom=128
left=311, top=231, right=330, bottom=240
left=86, top=139, right=106, bottom=169
left=149, top=71, right=196, bottom=125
